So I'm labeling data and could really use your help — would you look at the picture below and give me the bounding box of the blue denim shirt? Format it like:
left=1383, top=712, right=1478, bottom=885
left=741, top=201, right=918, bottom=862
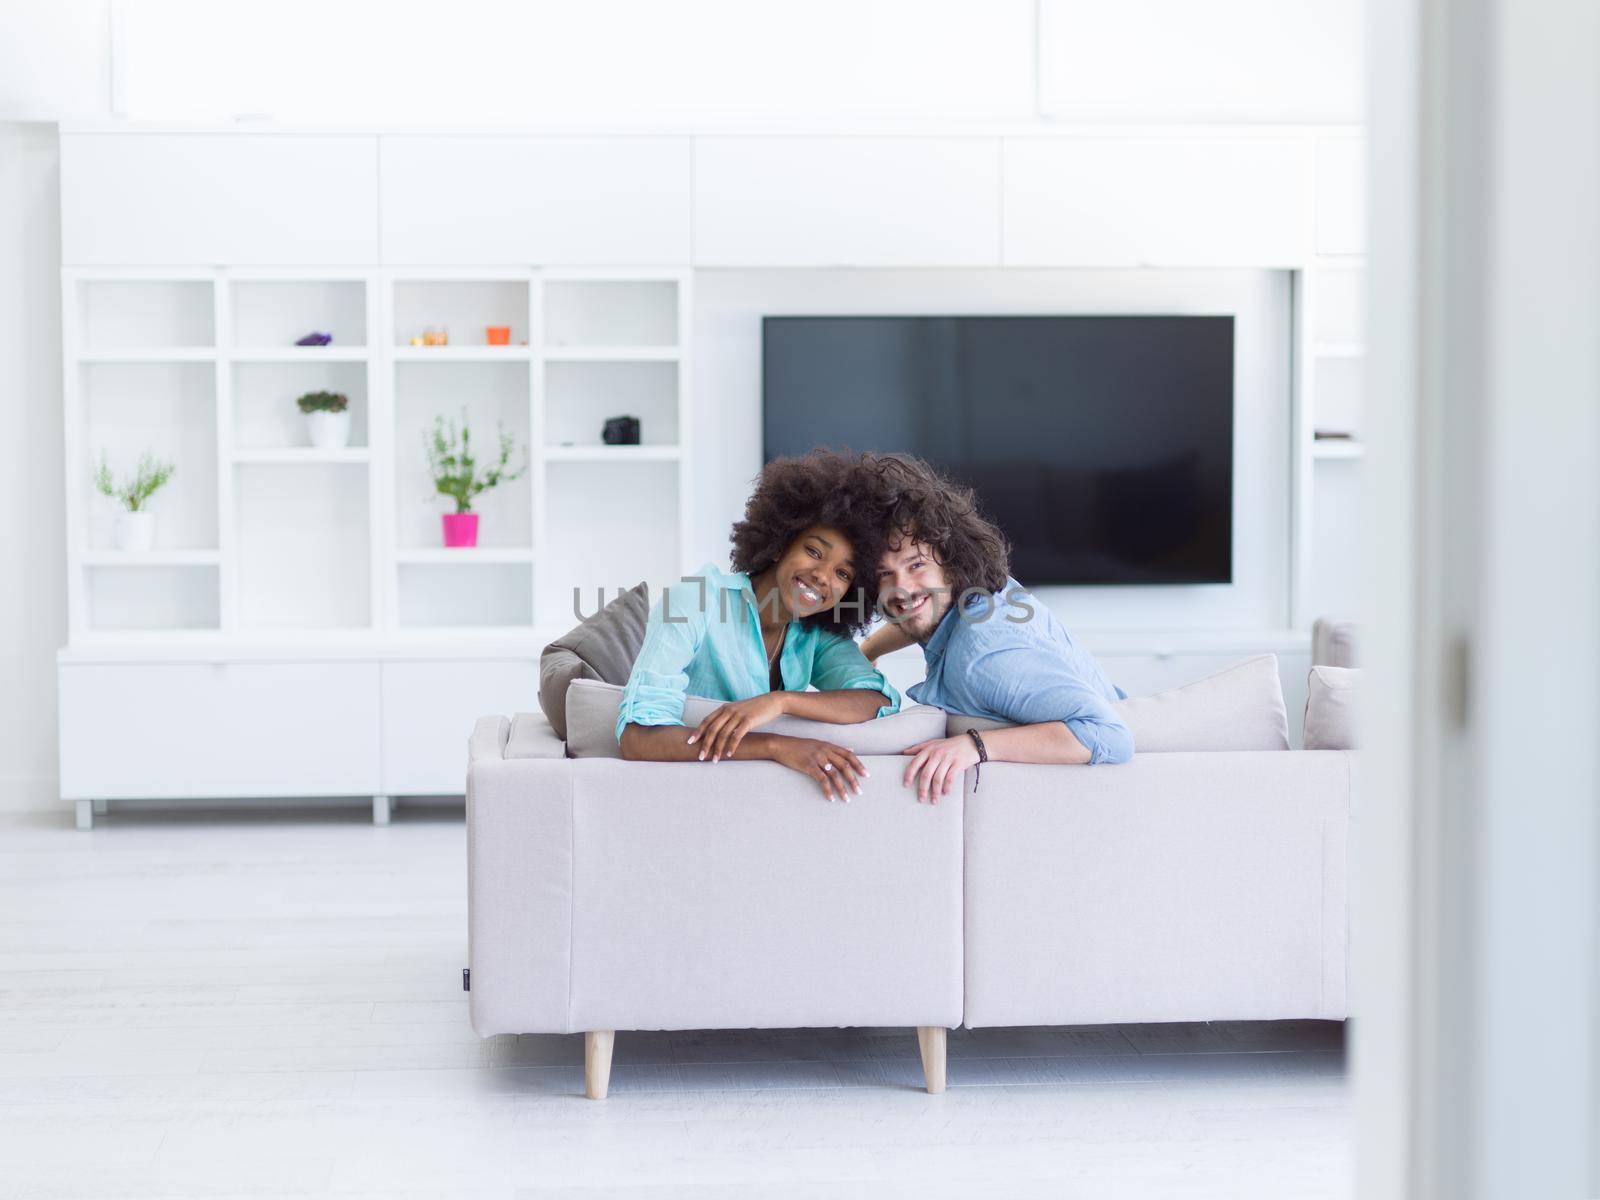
left=907, top=579, right=1134, bottom=764
left=616, top=563, right=900, bottom=741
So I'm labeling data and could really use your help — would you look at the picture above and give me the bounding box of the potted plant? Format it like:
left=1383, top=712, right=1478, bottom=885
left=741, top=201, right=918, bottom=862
left=94, top=451, right=175, bottom=552
left=297, top=390, right=351, bottom=450
left=424, top=411, right=527, bottom=548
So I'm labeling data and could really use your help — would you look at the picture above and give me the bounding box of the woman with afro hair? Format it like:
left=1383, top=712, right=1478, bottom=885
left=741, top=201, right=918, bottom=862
left=615, top=449, right=899, bottom=802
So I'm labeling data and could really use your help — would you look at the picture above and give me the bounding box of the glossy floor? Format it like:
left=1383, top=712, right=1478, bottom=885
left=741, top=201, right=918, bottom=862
left=1, top=806, right=1349, bottom=1199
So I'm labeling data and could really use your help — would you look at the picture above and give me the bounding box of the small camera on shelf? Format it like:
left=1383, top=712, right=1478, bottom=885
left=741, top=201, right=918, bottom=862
left=602, top=416, right=641, bottom=446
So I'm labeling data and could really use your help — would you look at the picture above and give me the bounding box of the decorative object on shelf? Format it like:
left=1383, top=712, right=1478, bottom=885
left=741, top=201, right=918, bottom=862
left=485, top=325, right=510, bottom=346
left=409, top=336, right=424, bottom=346
left=425, top=410, right=528, bottom=549
left=602, top=415, right=641, bottom=446
left=94, top=450, right=174, bottom=552
left=296, top=390, right=351, bottom=450
left=294, top=331, right=333, bottom=346
left=422, top=327, right=449, bottom=346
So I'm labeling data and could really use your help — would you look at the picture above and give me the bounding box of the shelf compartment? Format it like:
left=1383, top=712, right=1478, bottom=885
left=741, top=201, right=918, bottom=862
left=235, top=462, right=372, bottom=630
left=539, top=460, right=677, bottom=622
left=1313, top=356, right=1364, bottom=440
left=543, top=280, right=677, bottom=349
left=231, top=280, right=367, bottom=349
left=392, top=279, right=529, bottom=349
left=543, top=360, right=678, bottom=449
left=232, top=360, right=370, bottom=451
left=393, top=360, right=532, bottom=551
left=81, top=362, right=218, bottom=553
left=79, top=279, right=214, bottom=351
left=397, top=562, right=533, bottom=628
left=85, top=563, right=220, bottom=631
left=1310, top=266, right=1366, bottom=345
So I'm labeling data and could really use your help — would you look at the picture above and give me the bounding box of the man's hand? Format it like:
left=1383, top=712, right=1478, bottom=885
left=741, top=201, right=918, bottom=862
left=769, top=737, right=868, bottom=802
left=687, top=693, right=788, bottom=762
left=901, top=735, right=980, bottom=804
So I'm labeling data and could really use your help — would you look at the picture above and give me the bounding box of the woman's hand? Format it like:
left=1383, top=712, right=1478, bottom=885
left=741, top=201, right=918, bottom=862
left=901, top=736, right=980, bottom=804
left=687, top=693, right=789, bottom=762
left=769, top=737, right=868, bottom=802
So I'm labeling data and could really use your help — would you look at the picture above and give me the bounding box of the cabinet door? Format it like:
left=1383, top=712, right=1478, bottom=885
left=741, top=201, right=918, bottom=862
left=1002, top=137, right=1313, bottom=266
left=381, top=659, right=540, bottom=795
left=61, top=134, right=380, bottom=265
left=380, top=136, right=692, bottom=265
left=58, top=662, right=381, bottom=799
left=693, top=136, right=1001, bottom=266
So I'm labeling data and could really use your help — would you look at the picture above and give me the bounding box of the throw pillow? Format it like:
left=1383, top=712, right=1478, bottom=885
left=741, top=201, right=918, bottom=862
left=942, top=652, right=1291, bottom=752
left=1304, top=664, right=1361, bottom=750
left=566, top=678, right=948, bottom=759
left=538, top=582, right=651, bottom=739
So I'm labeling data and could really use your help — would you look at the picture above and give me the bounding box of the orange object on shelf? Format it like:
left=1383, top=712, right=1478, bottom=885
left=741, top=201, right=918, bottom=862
left=422, top=327, right=449, bottom=346
left=486, top=325, right=511, bottom=346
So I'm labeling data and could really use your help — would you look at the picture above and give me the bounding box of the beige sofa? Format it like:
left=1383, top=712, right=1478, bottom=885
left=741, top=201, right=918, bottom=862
left=465, top=656, right=1355, bottom=1098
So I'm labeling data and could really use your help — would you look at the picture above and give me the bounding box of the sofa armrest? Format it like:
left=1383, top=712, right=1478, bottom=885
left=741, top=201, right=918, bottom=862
left=506, top=712, right=567, bottom=759
left=466, top=750, right=575, bottom=1035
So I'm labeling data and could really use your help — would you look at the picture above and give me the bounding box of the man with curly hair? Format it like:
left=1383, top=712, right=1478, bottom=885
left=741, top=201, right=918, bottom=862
left=616, top=450, right=899, bottom=802
left=860, top=454, right=1134, bottom=802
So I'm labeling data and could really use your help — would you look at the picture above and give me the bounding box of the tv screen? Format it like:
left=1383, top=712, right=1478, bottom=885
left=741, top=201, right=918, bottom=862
left=762, top=316, right=1234, bottom=586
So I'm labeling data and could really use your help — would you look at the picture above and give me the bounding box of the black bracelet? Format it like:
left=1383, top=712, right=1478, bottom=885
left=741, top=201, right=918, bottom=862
left=965, top=728, right=988, bottom=792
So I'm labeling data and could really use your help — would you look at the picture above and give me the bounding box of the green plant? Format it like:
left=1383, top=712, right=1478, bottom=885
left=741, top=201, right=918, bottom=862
left=94, top=451, right=175, bottom=513
left=424, top=411, right=526, bottom=514
left=296, top=390, right=349, bottom=414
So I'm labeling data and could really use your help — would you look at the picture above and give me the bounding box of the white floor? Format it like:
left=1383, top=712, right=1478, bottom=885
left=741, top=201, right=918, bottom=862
left=1, top=806, right=1349, bottom=1199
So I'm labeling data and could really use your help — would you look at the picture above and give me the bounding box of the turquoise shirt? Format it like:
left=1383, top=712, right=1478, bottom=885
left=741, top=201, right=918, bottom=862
left=616, top=562, right=900, bottom=740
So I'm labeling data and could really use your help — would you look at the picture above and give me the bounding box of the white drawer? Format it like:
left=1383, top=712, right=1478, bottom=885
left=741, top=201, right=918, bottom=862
left=58, top=662, right=381, bottom=799
left=381, top=659, right=540, bottom=796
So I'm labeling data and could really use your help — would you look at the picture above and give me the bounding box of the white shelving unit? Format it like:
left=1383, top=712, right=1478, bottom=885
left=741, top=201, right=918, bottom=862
left=1292, top=259, right=1367, bottom=627
left=62, top=266, right=691, bottom=641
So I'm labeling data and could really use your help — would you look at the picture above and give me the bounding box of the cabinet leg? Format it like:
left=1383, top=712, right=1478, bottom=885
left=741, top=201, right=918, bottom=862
left=372, top=795, right=392, bottom=826
left=74, top=800, right=93, bottom=831
left=585, top=1031, right=615, bottom=1100
left=917, top=1025, right=947, bottom=1094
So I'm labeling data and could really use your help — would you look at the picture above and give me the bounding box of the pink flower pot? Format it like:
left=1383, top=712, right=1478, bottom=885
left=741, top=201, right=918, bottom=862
left=441, top=512, right=479, bottom=548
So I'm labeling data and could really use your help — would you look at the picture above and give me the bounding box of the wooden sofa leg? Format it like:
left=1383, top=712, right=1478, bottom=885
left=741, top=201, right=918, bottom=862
left=917, top=1025, right=947, bottom=1094
left=585, top=1031, right=615, bottom=1099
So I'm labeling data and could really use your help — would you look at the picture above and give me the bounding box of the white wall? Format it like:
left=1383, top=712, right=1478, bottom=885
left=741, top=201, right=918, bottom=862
left=0, top=2, right=110, bottom=120
left=0, top=123, right=66, bottom=809
left=692, top=268, right=1293, bottom=632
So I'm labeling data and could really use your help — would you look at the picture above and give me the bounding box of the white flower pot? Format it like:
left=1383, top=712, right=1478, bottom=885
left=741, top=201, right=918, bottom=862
left=113, top=510, right=156, bottom=552
left=305, top=409, right=352, bottom=451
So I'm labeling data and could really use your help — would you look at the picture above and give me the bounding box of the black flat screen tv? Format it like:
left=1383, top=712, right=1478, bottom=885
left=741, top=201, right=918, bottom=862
left=762, top=315, right=1234, bottom=586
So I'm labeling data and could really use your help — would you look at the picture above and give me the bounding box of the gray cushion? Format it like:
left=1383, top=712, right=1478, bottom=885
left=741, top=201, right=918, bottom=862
left=566, top=678, right=948, bottom=760
left=1312, top=617, right=1359, bottom=667
left=943, top=653, right=1291, bottom=753
left=538, top=582, right=651, bottom=739
left=1304, top=665, right=1360, bottom=750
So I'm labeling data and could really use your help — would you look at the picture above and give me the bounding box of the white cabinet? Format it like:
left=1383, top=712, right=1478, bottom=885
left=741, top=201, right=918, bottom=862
left=381, top=659, right=540, bottom=795
left=693, top=137, right=1001, bottom=266
left=380, top=137, right=692, bottom=265
left=1002, top=137, right=1313, bottom=266
left=61, top=134, right=380, bottom=265
left=58, top=661, right=381, bottom=799
left=1315, top=136, right=1367, bottom=256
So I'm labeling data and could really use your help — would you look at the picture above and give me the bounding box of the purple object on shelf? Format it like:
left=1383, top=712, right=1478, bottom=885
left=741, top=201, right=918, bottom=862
left=295, top=331, right=333, bottom=346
